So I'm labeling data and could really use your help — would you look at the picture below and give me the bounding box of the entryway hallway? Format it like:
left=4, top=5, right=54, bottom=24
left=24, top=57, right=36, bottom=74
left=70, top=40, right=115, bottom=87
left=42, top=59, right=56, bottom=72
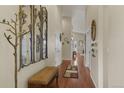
left=50, top=54, right=95, bottom=88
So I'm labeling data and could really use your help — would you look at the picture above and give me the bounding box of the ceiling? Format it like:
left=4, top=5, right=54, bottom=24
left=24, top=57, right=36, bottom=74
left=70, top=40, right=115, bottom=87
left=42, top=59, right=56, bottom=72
left=60, top=5, right=86, bottom=33
left=60, top=5, right=86, bottom=17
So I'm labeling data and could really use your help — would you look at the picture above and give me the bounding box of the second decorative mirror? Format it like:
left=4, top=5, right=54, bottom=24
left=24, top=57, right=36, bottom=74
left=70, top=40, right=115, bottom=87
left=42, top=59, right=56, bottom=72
left=91, top=20, right=96, bottom=41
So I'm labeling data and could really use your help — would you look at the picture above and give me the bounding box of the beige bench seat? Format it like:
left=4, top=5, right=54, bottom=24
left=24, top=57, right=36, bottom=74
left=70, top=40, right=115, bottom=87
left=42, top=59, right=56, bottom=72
left=28, top=66, right=58, bottom=88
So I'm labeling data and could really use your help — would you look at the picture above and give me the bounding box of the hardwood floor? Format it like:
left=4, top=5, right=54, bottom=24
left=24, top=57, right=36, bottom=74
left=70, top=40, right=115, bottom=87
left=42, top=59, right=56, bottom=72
left=50, top=54, right=95, bottom=88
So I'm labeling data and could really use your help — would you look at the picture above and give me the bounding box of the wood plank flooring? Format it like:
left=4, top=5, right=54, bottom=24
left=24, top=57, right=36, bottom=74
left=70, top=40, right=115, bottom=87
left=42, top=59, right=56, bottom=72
left=50, top=54, right=95, bottom=88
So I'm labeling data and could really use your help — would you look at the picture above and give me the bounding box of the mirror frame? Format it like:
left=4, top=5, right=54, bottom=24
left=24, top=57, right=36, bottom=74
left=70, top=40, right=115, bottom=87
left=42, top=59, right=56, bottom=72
left=91, top=20, right=96, bottom=41
left=19, top=5, right=48, bottom=69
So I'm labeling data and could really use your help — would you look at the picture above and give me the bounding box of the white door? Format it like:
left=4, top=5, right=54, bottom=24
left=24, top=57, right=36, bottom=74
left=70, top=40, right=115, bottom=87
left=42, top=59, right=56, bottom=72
left=55, top=32, right=62, bottom=66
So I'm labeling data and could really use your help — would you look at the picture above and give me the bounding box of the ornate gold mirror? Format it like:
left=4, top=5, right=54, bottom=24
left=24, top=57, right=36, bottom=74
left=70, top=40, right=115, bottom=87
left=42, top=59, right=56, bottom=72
left=91, top=20, right=96, bottom=41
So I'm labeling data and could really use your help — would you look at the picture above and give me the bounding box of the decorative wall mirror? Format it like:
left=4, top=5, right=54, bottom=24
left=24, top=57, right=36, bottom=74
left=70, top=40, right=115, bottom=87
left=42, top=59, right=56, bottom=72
left=19, top=5, right=48, bottom=68
left=91, top=20, right=96, bottom=41
left=19, top=5, right=32, bottom=68
left=42, top=7, right=48, bottom=59
left=33, top=5, right=43, bottom=62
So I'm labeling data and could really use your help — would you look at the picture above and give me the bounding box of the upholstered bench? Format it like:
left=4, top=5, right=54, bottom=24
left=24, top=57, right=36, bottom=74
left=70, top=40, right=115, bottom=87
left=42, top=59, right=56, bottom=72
left=28, top=66, right=58, bottom=88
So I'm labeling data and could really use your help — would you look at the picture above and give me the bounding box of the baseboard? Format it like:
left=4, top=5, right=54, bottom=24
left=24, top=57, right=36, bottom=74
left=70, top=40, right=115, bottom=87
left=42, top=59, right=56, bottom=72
left=90, top=73, right=97, bottom=88
left=62, top=59, right=71, bottom=62
left=63, top=60, right=71, bottom=61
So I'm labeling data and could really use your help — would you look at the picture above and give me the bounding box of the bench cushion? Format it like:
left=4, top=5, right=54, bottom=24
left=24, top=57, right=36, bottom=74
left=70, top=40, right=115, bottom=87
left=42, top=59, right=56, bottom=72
left=28, top=66, right=58, bottom=85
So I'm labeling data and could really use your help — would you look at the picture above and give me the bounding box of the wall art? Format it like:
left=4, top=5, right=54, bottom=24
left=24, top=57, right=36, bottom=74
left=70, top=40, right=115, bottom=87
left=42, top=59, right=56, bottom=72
left=20, top=5, right=48, bottom=66
left=0, top=5, right=48, bottom=88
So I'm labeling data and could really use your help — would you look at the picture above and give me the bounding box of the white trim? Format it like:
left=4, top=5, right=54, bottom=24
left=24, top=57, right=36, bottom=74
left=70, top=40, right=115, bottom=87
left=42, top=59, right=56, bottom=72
left=62, top=59, right=71, bottom=61
left=90, top=73, right=97, bottom=88
left=97, top=6, right=103, bottom=88
left=72, top=30, right=86, bottom=34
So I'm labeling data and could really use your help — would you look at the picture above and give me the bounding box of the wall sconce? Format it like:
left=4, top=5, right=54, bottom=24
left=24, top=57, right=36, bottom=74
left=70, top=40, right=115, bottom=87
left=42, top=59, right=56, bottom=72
left=91, top=48, right=96, bottom=57
left=61, top=32, right=70, bottom=44
left=91, top=42, right=97, bottom=47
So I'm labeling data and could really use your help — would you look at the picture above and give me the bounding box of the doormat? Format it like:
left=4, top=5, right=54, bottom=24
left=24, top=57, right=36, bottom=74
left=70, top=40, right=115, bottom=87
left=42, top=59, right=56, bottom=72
left=64, top=65, right=78, bottom=78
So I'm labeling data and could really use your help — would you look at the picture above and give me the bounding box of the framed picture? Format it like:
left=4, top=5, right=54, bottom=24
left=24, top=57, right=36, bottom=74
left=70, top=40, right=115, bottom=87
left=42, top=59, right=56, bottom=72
left=33, top=5, right=43, bottom=62
left=19, top=5, right=32, bottom=67
left=19, top=5, right=48, bottom=68
left=33, top=5, right=48, bottom=61
left=42, top=7, right=48, bottom=59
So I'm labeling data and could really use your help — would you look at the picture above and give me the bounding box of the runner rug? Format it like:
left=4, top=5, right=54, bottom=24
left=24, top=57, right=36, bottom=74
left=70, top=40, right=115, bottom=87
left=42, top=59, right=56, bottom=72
left=64, top=65, right=78, bottom=78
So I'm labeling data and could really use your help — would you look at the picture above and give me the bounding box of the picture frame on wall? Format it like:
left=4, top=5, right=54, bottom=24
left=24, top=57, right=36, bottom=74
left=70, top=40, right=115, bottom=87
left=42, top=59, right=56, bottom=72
left=19, top=5, right=48, bottom=69
left=42, top=7, right=48, bottom=59
left=33, top=5, right=43, bottom=62
left=19, top=5, right=32, bottom=67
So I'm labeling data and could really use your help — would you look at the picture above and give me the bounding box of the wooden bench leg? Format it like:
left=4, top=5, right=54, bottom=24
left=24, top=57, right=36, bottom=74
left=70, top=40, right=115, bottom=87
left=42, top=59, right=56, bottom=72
left=56, top=73, right=59, bottom=88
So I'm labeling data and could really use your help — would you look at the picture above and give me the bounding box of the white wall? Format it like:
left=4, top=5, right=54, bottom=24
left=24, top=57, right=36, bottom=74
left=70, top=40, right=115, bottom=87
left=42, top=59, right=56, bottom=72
left=86, top=6, right=99, bottom=87
left=86, top=6, right=104, bottom=88
left=62, top=17, right=72, bottom=60
left=46, top=6, right=62, bottom=66
left=54, top=6, right=62, bottom=66
left=87, top=5, right=124, bottom=88
left=0, top=5, right=62, bottom=88
left=61, top=5, right=86, bottom=33
left=55, top=32, right=62, bottom=66
left=0, top=6, right=17, bottom=87
left=97, top=6, right=103, bottom=88
left=61, top=6, right=86, bottom=60
left=72, top=9, right=86, bottom=33
left=85, top=30, right=91, bottom=68
left=103, top=6, right=124, bottom=87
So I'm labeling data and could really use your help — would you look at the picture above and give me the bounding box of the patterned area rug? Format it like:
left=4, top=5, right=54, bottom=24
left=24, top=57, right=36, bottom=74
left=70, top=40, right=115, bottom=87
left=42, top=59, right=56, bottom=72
left=64, top=65, right=78, bottom=78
